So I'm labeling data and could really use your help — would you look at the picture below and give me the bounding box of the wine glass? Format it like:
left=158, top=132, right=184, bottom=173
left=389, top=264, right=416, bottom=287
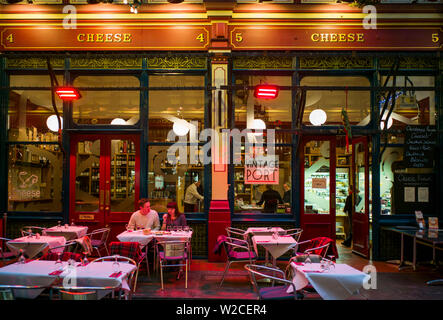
left=304, top=252, right=312, bottom=265
left=177, top=226, right=183, bottom=232
left=54, top=252, right=63, bottom=271
left=113, top=256, right=120, bottom=275
left=18, top=249, right=26, bottom=264
left=57, top=221, right=61, bottom=228
left=183, top=226, right=190, bottom=232
left=327, top=255, right=336, bottom=271
left=81, top=252, right=89, bottom=266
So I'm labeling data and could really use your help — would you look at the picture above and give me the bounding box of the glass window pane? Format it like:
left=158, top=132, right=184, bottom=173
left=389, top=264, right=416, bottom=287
left=75, top=139, right=100, bottom=212
left=73, top=75, right=140, bottom=125
left=234, top=74, right=292, bottom=144
left=304, top=140, right=330, bottom=214
left=234, top=146, right=292, bottom=214
left=379, top=76, right=435, bottom=127
left=354, top=142, right=365, bottom=213
left=148, top=75, right=205, bottom=142
left=8, top=144, right=62, bottom=212
left=110, top=139, right=136, bottom=212
left=301, top=76, right=370, bottom=126
left=148, top=146, right=205, bottom=214
left=9, top=75, right=63, bottom=142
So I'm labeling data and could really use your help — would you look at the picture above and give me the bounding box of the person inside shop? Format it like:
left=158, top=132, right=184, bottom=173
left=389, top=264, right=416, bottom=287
left=257, top=184, right=284, bottom=213
left=283, top=182, right=291, bottom=205
left=342, top=188, right=353, bottom=247
left=127, top=198, right=160, bottom=231
left=161, top=201, right=187, bottom=231
left=184, top=180, right=204, bottom=212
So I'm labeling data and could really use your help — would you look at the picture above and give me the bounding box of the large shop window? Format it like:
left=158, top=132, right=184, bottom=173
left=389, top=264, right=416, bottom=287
left=379, top=75, right=437, bottom=215
left=73, top=75, right=140, bottom=125
left=148, top=74, right=205, bottom=142
left=234, top=74, right=292, bottom=144
left=233, top=74, right=293, bottom=215
left=148, top=146, right=205, bottom=215
left=8, top=75, right=63, bottom=142
left=8, top=75, right=64, bottom=212
left=147, top=74, right=206, bottom=214
left=233, top=146, right=292, bottom=214
left=301, top=76, right=370, bottom=126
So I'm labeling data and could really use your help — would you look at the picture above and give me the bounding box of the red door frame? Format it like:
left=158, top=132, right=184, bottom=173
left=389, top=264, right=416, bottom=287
left=351, top=136, right=370, bottom=258
left=300, top=136, right=336, bottom=242
left=69, top=134, right=140, bottom=240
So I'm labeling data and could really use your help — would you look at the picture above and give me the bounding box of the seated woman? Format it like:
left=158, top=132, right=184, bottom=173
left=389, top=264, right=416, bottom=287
left=161, top=201, right=187, bottom=231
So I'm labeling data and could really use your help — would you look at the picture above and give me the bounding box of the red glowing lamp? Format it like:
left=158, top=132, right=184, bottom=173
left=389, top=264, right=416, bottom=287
left=55, top=87, right=81, bottom=101
left=254, top=84, right=279, bottom=100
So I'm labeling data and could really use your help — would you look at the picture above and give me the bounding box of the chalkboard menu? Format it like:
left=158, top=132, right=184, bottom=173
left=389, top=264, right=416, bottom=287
left=393, top=173, right=435, bottom=215
left=404, top=125, right=437, bottom=168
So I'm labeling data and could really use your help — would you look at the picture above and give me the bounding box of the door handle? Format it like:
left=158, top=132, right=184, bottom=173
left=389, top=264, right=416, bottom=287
left=99, top=190, right=104, bottom=211
left=105, top=189, right=110, bottom=211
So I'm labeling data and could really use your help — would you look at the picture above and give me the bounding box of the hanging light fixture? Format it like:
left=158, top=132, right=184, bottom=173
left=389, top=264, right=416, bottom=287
left=252, top=118, right=266, bottom=136
left=111, top=118, right=126, bottom=125
left=47, top=115, right=63, bottom=132
left=173, top=119, right=190, bottom=136
left=309, top=109, right=327, bottom=126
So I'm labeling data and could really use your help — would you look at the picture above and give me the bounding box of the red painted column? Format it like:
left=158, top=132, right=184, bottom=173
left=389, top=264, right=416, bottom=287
left=208, top=200, right=230, bottom=262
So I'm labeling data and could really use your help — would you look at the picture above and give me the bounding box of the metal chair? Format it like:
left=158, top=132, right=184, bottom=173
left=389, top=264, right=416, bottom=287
left=293, top=237, right=337, bottom=260
left=86, top=228, right=110, bottom=257
left=156, top=240, right=190, bottom=290
left=226, top=227, right=248, bottom=240
left=20, top=226, right=47, bottom=237
left=245, top=264, right=300, bottom=300
left=53, top=285, right=122, bottom=300
left=0, top=284, right=49, bottom=300
left=219, top=236, right=257, bottom=287
left=90, top=255, right=138, bottom=299
left=280, top=228, right=303, bottom=242
left=109, top=241, right=149, bottom=291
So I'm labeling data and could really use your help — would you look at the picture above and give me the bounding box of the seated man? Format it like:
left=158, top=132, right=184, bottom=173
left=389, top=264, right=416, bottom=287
left=127, top=198, right=160, bottom=231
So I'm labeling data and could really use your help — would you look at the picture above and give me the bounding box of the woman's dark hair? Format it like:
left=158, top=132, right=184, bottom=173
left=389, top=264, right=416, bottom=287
left=166, top=201, right=181, bottom=217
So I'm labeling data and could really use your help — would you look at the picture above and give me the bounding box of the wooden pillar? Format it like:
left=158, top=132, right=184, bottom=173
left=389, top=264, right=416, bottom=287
left=208, top=52, right=231, bottom=262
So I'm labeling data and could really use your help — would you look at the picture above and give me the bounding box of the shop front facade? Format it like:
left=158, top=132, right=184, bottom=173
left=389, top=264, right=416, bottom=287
left=0, top=1, right=442, bottom=261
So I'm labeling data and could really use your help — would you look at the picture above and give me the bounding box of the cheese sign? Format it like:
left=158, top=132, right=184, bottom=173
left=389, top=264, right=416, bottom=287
left=245, top=156, right=279, bottom=185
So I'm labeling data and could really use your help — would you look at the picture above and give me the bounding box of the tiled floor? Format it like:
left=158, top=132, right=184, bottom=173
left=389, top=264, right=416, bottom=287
left=133, top=241, right=443, bottom=300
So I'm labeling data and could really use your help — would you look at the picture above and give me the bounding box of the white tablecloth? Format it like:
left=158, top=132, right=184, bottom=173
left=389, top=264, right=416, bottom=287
left=246, top=227, right=285, bottom=236
left=288, top=262, right=370, bottom=300
left=0, top=260, right=136, bottom=299
left=116, top=230, right=193, bottom=247
left=117, top=230, right=154, bottom=247
left=7, top=236, right=66, bottom=259
left=252, top=235, right=297, bottom=260
left=43, top=226, right=88, bottom=240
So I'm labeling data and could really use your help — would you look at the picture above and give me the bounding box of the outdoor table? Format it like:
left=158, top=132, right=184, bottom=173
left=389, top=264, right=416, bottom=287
left=252, top=235, right=297, bottom=267
left=43, top=225, right=89, bottom=241
left=6, top=235, right=66, bottom=259
left=246, top=227, right=285, bottom=236
left=117, top=230, right=155, bottom=247
left=288, top=262, right=370, bottom=300
left=384, top=227, right=443, bottom=271
left=0, top=260, right=136, bottom=299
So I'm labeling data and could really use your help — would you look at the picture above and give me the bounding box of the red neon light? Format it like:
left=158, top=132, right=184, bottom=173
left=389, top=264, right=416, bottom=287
left=254, top=85, right=279, bottom=100
left=55, top=87, right=81, bottom=101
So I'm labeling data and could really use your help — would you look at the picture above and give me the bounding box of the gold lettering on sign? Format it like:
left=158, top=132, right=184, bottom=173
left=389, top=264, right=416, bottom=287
left=76, top=33, right=133, bottom=43
left=311, top=33, right=365, bottom=43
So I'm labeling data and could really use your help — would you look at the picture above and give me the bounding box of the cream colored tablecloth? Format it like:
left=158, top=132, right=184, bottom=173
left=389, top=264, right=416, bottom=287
left=288, top=262, right=370, bottom=300
left=7, top=236, right=66, bottom=259
left=43, top=226, right=88, bottom=241
left=252, top=235, right=297, bottom=260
